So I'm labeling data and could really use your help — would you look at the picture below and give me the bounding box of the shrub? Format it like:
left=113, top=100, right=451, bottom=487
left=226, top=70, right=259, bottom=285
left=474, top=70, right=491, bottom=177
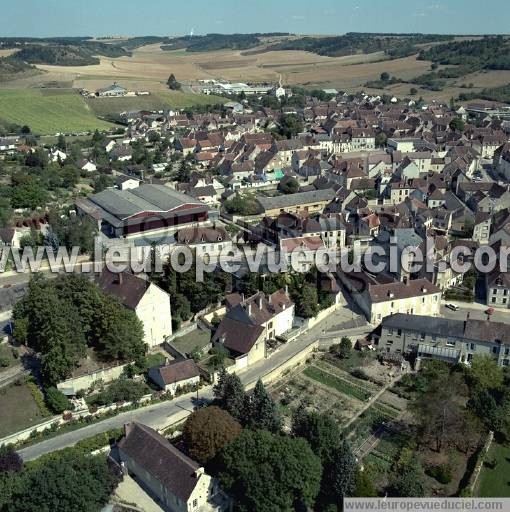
left=87, top=378, right=150, bottom=407
left=45, top=387, right=71, bottom=414
left=350, top=368, right=369, bottom=381
left=0, top=446, right=23, bottom=473
left=426, top=463, right=452, bottom=484
left=26, top=381, right=50, bottom=416
left=74, top=428, right=124, bottom=454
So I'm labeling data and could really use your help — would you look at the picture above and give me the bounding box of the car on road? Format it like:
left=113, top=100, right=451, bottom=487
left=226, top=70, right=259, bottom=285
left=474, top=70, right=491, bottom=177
left=445, top=303, right=460, bottom=311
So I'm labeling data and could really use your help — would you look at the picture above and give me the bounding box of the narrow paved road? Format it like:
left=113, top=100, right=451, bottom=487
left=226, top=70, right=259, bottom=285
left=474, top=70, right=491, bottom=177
left=18, top=318, right=371, bottom=461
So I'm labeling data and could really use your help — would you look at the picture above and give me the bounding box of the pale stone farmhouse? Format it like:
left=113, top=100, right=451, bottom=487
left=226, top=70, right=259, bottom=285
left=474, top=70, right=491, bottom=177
left=118, top=422, right=227, bottom=512
left=97, top=270, right=172, bottom=348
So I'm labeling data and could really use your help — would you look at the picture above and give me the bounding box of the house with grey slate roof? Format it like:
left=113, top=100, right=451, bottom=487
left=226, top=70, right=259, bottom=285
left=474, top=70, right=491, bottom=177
left=379, top=313, right=510, bottom=367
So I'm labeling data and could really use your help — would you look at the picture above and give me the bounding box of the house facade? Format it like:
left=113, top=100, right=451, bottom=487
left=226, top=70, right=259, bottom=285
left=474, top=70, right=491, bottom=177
left=148, top=359, right=201, bottom=395
left=379, top=313, right=510, bottom=367
left=338, top=272, right=441, bottom=325
left=97, top=270, right=172, bottom=348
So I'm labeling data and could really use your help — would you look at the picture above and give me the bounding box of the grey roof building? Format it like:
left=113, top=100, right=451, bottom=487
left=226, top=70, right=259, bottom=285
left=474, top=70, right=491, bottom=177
left=256, top=189, right=336, bottom=216
left=76, top=184, right=209, bottom=238
left=379, top=313, right=510, bottom=367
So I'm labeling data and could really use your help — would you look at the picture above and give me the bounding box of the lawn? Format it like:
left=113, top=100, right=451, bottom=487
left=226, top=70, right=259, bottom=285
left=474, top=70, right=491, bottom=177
left=303, top=366, right=373, bottom=402
left=0, top=89, right=114, bottom=134
left=478, top=441, right=510, bottom=497
left=0, top=382, right=50, bottom=438
left=86, top=90, right=226, bottom=117
left=172, top=329, right=211, bottom=356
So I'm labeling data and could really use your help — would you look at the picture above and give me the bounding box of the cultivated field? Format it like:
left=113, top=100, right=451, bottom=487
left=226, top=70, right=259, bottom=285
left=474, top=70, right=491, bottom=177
left=86, top=90, right=226, bottom=117
left=3, top=40, right=508, bottom=121
left=0, top=43, right=434, bottom=94
left=0, top=89, right=114, bottom=134
left=0, top=49, right=20, bottom=58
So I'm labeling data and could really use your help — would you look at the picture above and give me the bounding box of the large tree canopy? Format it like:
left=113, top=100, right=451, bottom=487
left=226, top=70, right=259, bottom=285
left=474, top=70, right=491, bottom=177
left=13, top=274, right=146, bottom=384
left=1, top=449, right=118, bottom=512
left=183, top=406, right=242, bottom=466
left=217, top=429, right=322, bottom=512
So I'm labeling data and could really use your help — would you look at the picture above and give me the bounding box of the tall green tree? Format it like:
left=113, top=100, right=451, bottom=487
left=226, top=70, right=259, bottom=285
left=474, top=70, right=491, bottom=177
left=167, top=73, right=182, bottom=90
left=93, top=296, right=146, bottom=361
left=292, top=407, right=341, bottom=464
left=246, top=379, right=282, bottom=433
left=213, top=369, right=247, bottom=422
left=325, top=441, right=358, bottom=504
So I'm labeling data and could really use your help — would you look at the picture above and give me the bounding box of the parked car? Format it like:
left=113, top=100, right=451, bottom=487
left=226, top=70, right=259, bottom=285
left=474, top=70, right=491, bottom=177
left=446, top=303, right=459, bottom=311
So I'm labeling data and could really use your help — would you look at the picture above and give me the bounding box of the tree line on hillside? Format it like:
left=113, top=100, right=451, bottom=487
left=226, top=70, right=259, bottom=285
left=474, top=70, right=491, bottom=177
left=418, top=37, right=510, bottom=71
left=266, top=33, right=453, bottom=58
left=12, top=274, right=146, bottom=385
left=160, top=33, right=289, bottom=53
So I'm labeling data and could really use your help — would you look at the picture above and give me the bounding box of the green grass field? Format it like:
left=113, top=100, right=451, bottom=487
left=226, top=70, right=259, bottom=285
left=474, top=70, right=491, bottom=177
left=86, top=90, right=226, bottom=117
left=0, top=383, right=50, bottom=438
left=0, top=89, right=114, bottom=134
left=478, top=442, right=510, bottom=497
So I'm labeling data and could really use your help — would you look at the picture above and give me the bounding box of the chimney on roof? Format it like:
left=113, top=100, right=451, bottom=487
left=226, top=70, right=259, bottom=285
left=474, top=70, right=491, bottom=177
left=247, top=303, right=252, bottom=316
left=115, top=272, right=123, bottom=285
left=285, top=285, right=289, bottom=295
left=258, top=296, right=263, bottom=309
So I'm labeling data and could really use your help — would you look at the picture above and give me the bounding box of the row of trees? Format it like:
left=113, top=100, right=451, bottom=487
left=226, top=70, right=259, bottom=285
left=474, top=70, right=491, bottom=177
left=154, top=260, right=232, bottom=329
left=13, top=274, right=146, bottom=385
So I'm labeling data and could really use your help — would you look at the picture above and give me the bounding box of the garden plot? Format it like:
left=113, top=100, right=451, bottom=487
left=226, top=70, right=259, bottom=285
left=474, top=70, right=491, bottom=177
left=378, top=390, right=409, bottom=412
left=271, top=371, right=366, bottom=428
left=313, top=359, right=381, bottom=393
left=321, top=351, right=395, bottom=386
left=302, top=365, right=373, bottom=402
